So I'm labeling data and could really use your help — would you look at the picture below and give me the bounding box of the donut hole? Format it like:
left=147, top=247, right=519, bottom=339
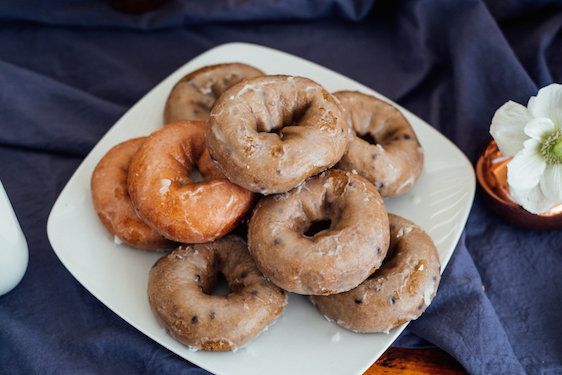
left=286, top=102, right=311, bottom=127
left=255, top=101, right=312, bottom=139
left=303, top=219, right=332, bottom=238
left=208, top=272, right=231, bottom=297
left=367, top=242, right=400, bottom=280
left=193, top=100, right=212, bottom=114
left=188, top=168, right=205, bottom=183
left=358, top=132, right=378, bottom=145
left=257, top=120, right=285, bottom=138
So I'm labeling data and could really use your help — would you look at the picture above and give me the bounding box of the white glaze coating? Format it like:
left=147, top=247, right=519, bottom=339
left=207, top=75, right=351, bottom=194
left=310, top=214, right=441, bottom=333
left=148, top=236, right=288, bottom=352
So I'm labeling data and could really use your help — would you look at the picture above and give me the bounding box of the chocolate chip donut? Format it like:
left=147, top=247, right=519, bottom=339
left=310, top=214, right=441, bottom=333
left=164, top=63, right=264, bottom=123
left=334, top=91, right=424, bottom=197
left=148, top=236, right=288, bottom=351
left=248, top=170, right=390, bottom=295
left=207, top=75, right=352, bottom=194
left=128, top=121, right=254, bottom=243
left=91, top=138, right=174, bottom=250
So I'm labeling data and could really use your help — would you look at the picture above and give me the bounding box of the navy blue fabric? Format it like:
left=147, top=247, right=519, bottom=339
left=0, top=1, right=561, bottom=374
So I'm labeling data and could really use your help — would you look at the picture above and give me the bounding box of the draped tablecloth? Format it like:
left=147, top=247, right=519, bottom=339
left=0, top=1, right=561, bottom=374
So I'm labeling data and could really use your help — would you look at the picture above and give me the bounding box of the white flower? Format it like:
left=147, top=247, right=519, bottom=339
left=490, top=83, right=562, bottom=214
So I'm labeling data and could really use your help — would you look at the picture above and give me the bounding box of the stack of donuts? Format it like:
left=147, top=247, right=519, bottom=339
left=91, top=63, right=441, bottom=352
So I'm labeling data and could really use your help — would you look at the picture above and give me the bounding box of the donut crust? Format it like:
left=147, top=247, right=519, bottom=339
left=148, top=236, right=288, bottom=351
left=91, top=137, right=174, bottom=250
left=207, top=75, right=352, bottom=194
left=164, top=63, right=264, bottom=123
left=334, top=91, right=424, bottom=197
left=248, top=170, right=390, bottom=295
left=310, top=214, right=441, bottom=333
left=128, top=121, right=254, bottom=243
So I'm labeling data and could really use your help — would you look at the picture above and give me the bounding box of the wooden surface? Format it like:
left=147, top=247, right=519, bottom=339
left=365, top=348, right=467, bottom=374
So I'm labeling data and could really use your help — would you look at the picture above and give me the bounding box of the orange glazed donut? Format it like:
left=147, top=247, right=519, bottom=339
left=128, top=121, right=254, bottom=243
left=310, top=214, right=441, bottom=333
left=148, top=236, right=287, bottom=351
left=334, top=91, right=424, bottom=197
left=207, top=75, right=352, bottom=194
left=248, top=170, right=390, bottom=295
left=91, top=137, right=174, bottom=250
left=164, top=63, right=264, bottom=123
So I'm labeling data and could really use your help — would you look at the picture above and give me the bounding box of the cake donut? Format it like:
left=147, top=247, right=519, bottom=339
left=207, top=75, right=352, bottom=194
left=148, top=236, right=288, bottom=351
left=248, top=170, right=390, bottom=295
left=128, top=121, right=254, bottom=243
left=334, top=91, right=424, bottom=197
left=91, top=137, right=174, bottom=250
left=310, top=214, right=441, bottom=333
left=164, top=63, right=264, bottom=123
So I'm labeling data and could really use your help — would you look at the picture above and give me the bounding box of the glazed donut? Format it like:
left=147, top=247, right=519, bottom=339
left=91, top=138, right=174, bottom=250
left=148, top=236, right=288, bottom=351
left=248, top=170, right=390, bottom=295
left=310, top=214, right=441, bottom=333
left=207, top=75, right=352, bottom=194
left=164, top=63, right=264, bottom=123
left=334, top=91, right=424, bottom=197
left=128, top=121, right=254, bottom=243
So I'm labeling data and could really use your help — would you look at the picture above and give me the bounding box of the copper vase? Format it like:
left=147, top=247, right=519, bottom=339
left=476, top=140, right=562, bottom=230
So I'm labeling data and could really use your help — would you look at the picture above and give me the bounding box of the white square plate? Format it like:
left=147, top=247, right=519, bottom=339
left=47, top=43, right=475, bottom=375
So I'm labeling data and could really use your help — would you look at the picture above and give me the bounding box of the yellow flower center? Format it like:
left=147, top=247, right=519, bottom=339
left=540, top=129, right=562, bottom=165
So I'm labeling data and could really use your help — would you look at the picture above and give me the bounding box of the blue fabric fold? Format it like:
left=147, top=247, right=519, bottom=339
left=0, top=0, right=376, bottom=29
left=0, top=1, right=561, bottom=374
left=408, top=235, right=525, bottom=374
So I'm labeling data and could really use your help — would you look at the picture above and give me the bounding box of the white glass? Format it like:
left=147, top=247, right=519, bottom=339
left=0, top=180, right=29, bottom=296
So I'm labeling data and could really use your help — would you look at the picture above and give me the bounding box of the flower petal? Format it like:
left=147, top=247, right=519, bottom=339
left=527, top=83, right=562, bottom=127
left=510, top=184, right=556, bottom=214
left=490, top=101, right=532, bottom=156
left=540, top=164, right=562, bottom=202
left=507, top=140, right=545, bottom=190
left=524, top=117, right=556, bottom=140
